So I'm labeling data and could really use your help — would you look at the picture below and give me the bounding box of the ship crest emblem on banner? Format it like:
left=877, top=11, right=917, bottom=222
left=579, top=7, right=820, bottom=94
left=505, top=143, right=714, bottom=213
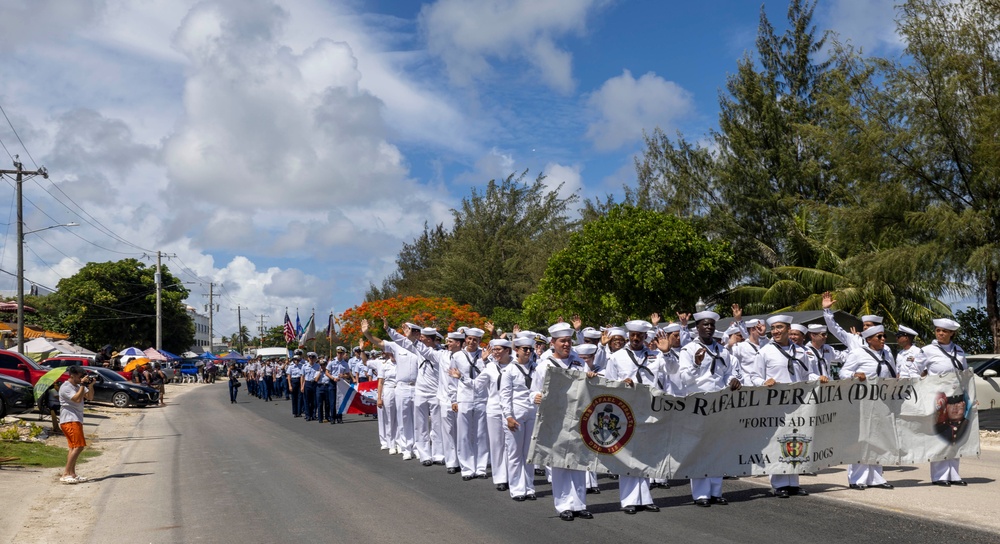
left=581, top=395, right=635, bottom=455
left=777, top=429, right=812, bottom=466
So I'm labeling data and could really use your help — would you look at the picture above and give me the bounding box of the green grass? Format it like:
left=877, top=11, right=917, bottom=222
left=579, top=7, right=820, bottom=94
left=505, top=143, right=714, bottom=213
left=0, top=441, right=101, bottom=468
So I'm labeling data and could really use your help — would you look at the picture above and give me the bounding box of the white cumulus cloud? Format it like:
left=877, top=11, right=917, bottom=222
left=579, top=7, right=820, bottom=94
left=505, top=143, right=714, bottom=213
left=585, top=69, right=694, bottom=152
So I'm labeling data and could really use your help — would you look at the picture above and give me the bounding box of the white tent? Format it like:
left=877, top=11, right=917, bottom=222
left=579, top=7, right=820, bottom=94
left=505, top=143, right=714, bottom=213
left=24, top=337, right=61, bottom=361
left=53, top=340, right=96, bottom=357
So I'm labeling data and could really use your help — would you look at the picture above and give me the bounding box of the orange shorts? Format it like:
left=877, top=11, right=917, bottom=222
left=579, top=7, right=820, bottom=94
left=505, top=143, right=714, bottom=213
left=60, top=421, right=86, bottom=449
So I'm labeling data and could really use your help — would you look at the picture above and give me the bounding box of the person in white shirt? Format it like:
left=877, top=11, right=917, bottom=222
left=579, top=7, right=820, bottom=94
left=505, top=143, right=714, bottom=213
left=536, top=322, right=593, bottom=521
left=804, top=324, right=845, bottom=379
left=838, top=326, right=898, bottom=490
left=894, top=325, right=926, bottom=378
left=677, top=310, right=742, bottom=506
left=482, top=339, right=513, bottom=491
left=822, top=291, right=883, bottom=351
left=749, top=315, right=828, bottom=498
left=603, top=319, right=663, bottom=515
left=910, top=318, right=969, bottom=486
left=501, top=336, right=539, bottom=501
left=449, top=327, right=489, bottom=480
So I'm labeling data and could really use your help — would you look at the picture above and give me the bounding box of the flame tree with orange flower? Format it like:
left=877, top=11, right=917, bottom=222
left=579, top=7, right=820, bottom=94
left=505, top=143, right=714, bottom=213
left=338, top=296, right=487, bottom=349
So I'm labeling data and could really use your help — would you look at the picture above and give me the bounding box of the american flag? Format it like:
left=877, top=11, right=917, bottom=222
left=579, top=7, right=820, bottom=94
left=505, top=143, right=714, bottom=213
left=283, top=311, right=296, bottom=343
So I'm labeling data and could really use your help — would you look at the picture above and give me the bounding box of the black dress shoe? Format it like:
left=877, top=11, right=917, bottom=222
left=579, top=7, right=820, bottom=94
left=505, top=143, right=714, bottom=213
left=525, top=493, right=536, bottom=501
left=775, top=487, right=790, bottom=498
left=849, top=484, right=867, bottom=490
left=644, top=504, right=660, bottom=512
left=421, top=460, right=433, bottom=467
left=874, top=483, right=894, bottom=489
left=694, top=499, right=711, bottom=507
left=496, top=483, right=509, bottom=491
left=792, top=486, right=809, bottom=496
left=433, top=461, right=445, bottom=465
left=623, top=506, right=638, bottom=515
left=575, top=510, right=593, bottom=519
left=559, top=510, right=574, bottom=521
left=512, top=495, right=526, bottom=502
left=952, top=480, right=968, bottom=486
left=710, top=496, right=728, bottom=505
left=586, top=487, right=601, bottom=494
left=447, top=467, right=459, bottom=474
left=931, top=480, right=951, bottom=487
left=462, top=475, right=474, bottom=481
left=477, top=474, right=489, bottom=479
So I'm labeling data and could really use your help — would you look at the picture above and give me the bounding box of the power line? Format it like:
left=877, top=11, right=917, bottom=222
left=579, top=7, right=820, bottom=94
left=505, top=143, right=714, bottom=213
left=0, top=102, right=36, bottom=168
left=41, top=181, right=155, bottom=253
left=0, top=266, right=155, bottom=317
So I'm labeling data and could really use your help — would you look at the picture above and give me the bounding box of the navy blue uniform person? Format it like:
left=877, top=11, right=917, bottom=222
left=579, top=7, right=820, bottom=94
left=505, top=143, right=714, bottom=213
left=315, top=356, right=332, bottom=423
left=227, top=363, right=241, bottom=404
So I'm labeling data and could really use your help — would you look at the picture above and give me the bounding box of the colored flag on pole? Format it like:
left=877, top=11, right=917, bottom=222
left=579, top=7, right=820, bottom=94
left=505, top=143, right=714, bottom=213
left=283, top=311, right=296, bottom=343
left=298, top=313, right=316, bottom=347
left=295, top=310, right=303, bottom=336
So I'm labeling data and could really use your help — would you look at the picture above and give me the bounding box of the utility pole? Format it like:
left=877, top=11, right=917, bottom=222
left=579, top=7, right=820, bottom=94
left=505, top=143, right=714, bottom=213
left=0, top=157, right=48, bottom=354
left=258, top=314, right=269, bottom=348
left=203, top=283, right=220, bottom=354
left=153, top=251, right=177, bottom=351
left=234, top=305, right=244, bottom=354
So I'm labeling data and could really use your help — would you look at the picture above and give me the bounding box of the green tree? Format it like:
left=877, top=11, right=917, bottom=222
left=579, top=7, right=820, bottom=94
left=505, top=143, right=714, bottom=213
left=377, top=170, right=578, bottom=315
left=523, top=205, right=736, bottom=325
left=954, top=307, right=992, bottom=355
left=852, top=0, right=1000, bottom=351
left=45, top=259, right=193, bottom=353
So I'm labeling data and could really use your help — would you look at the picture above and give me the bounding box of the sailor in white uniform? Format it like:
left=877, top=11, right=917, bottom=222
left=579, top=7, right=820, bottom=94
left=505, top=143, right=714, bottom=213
left=386, top=324, right=445, bottom=466
left=822, top=291, right=883, bottom=351
left=604, top=319, right=663, bottom=515
left=500, top=336, right=538, bottom=501
left=747, top=315, right=827, bottom=498
left=910, top=318, right=970, bottom=486
left=483, top=339, right=513, bottom=491
left=677, top=310, right=742, bottom=506
left=838, top=325, right=898, bottom=490
left=894, top=325, right=926, bottom=378
left=804, top=324, right=845, bottom=379
left=535, top=322, right=593, bottom=521
left=449, top=327, right=489, bottom=480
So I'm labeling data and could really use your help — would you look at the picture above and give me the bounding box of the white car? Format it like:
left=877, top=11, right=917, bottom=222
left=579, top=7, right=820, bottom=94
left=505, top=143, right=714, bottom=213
left=969, top=354, right=1000, bottom=411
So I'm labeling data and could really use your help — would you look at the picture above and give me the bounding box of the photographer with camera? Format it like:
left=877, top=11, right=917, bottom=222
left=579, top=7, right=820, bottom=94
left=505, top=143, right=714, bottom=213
left=58, top=366, right=95, bottom=484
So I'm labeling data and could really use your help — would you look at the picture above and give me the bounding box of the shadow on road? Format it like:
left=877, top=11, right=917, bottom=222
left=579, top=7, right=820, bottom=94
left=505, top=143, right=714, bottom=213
left=98, top=434, right=181, bottom=442
left=89, top=472, right=151, bottom=482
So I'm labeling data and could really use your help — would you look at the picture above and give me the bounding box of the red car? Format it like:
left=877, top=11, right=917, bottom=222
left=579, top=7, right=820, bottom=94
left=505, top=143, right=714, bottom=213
left=40, top=356, right=133, bottom=381
left=0, top=349, right=56, bottom=386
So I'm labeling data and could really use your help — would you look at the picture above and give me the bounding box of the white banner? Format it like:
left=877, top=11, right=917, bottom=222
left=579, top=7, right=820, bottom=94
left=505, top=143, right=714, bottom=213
left=528, top=368, right=980, bottom=479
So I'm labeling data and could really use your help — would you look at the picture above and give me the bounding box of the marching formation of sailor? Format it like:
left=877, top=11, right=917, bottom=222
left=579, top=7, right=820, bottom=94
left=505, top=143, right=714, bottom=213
left=243, top=291, right=971, bottom=520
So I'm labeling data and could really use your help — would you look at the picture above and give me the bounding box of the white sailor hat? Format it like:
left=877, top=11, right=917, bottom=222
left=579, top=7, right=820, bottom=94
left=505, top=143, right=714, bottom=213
left=515, top=330, right=537, bottom=339
left=861, top=325, right=885, bottom=339
left=692, top=311, right=720, bottom=323
left=607, top=327, right=627, bottom=338
left=713, top=330, right=725, bottom=340
left=420, top=327, right=440, bottom=337
left=896, top=325, right=919, bottom=337
left=548, top=322, right=574, bottom=338
left=492, top=339, right=512, bottom=349
left=447, top=331, right=466, bottom=340
left=645, top=330, right=657, bottom=342
left=582, top=327, right=602, bottom=339
left=661, top=323, right=681, bottom=333
left=766, top=315, right=793, bottom=326
left=790, top=324, right=808, bottom=334
left=405, top=322, right=420, bottom=330
left=932, top=318, right=960, bottom=331
left=807, top=324, right=827, bottom=334
left=860, top=315, right=884, bottom=324
left=724, top=325, right=742, bottom=336
left=575, top=344, right=598, bottom=355
left=513, top=336, right=534, bottom=348
left=465, top=327, right=485, bottom=338
left=745, top=318, right=762, bottom=327
left=624, top=320, right=652, bottom=333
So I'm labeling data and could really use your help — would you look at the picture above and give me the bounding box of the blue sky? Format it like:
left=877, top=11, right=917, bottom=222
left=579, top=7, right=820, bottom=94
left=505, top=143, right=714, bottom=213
left=0, top=0, right=903, bottom=338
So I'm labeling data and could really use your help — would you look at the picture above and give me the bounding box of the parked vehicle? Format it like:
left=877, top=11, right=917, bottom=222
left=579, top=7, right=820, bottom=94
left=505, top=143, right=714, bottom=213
left=178, top=362, right=200, bottom=383
left=0, top=374, right=34, bottom=418
left=83, top=367, right=160, bottom=408
left=0, top=349, right=54, bottom=386
left=41, top=356, right=134, bottom=381
left=970, top=354, right=1000, bottom=411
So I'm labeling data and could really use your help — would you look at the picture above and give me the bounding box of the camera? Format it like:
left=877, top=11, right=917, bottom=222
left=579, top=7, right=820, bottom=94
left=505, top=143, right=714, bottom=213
left=82, top=376, right=94, bottom=385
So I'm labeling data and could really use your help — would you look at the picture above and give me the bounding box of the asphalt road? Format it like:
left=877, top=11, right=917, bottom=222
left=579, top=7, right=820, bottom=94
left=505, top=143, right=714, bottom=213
left=88, top=385, right=1000, bottom=544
